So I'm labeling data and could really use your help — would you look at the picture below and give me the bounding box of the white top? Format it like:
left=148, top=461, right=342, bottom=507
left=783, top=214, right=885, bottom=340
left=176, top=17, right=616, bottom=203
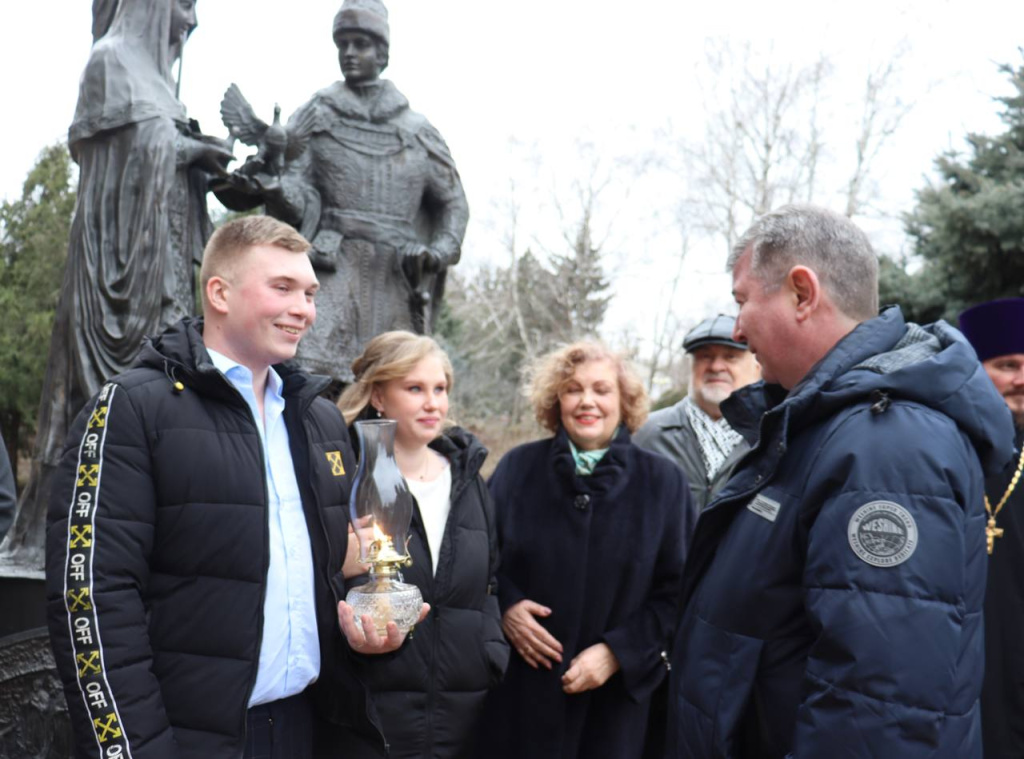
left=407, top=463, right=452, bottom=576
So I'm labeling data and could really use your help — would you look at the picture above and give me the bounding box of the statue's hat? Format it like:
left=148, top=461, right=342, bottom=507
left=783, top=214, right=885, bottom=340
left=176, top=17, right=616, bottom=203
left=334, top=0, right=390, bottom=46
left=958, top=298, right=1024, bottom=361
left=682, top=315, right=748, bottom=353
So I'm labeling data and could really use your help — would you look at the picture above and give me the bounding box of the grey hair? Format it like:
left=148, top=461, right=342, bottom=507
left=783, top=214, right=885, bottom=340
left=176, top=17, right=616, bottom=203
left=727, top=204, right=879, bottom=321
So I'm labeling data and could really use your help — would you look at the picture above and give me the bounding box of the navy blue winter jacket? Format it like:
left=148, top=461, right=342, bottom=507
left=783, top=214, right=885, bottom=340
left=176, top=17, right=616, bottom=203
left=668, top=307, right=1015, bottom=758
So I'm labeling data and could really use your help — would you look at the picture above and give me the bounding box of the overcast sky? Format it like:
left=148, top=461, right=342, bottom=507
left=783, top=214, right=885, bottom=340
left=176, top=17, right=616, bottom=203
left=1, top=1, right=1022, bottom=360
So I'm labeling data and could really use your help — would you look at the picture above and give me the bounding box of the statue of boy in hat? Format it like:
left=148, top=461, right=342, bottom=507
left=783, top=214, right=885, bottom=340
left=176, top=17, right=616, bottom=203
left=215, top=0, right=469, bottom=384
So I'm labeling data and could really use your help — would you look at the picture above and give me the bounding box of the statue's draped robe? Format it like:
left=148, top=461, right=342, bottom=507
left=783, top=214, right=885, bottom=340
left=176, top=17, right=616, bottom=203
left=36, top=0, right=211, bottom=465
left=268, top=79, right=469, bottom=382
left=3, top=0, right=211, bottom=561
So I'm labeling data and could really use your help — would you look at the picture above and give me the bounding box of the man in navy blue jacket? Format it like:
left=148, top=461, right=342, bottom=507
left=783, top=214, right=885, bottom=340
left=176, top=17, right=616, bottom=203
left=667, top=205, right=1015, bottom=758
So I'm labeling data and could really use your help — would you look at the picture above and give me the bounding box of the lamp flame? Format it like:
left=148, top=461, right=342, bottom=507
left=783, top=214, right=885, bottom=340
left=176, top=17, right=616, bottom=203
left=366, top=521, right=404, bottom=563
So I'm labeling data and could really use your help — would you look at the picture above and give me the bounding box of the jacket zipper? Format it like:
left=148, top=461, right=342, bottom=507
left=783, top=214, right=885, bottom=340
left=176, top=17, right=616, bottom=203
left=295, top=393, right=390, bottom=755
left=229, top=386, right=270, bottom=754
left=426, top=451, right=465, bottom=757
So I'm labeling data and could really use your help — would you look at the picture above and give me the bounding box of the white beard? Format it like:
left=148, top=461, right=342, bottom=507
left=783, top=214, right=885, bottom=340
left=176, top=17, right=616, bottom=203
left=694, top=382, right=732, bottom=412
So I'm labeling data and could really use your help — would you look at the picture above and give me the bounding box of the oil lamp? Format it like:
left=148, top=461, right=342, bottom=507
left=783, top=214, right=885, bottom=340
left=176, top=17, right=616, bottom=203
left=345, top=419, right=423, bottom=636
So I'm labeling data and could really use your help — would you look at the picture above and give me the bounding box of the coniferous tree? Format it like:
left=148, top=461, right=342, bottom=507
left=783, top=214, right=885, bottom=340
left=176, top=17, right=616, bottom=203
left=549, top=212, right=611, bottom=335
left=0, top=143, right=76, bottom=479
left=889, top=62, right=1024, bottom=322
left=440, top=234, right=612, bottom=429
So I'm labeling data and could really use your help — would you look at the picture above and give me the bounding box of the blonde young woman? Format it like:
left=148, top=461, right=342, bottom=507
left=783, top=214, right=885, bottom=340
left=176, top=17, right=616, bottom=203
left=337, top=331, right=508, bottom=759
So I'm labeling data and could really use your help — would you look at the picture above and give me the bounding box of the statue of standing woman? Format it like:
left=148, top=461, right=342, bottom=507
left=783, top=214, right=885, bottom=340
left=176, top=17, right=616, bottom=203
left=216, top=0, right=469, bottom=383
left=1, top=0, right=230, bottom=564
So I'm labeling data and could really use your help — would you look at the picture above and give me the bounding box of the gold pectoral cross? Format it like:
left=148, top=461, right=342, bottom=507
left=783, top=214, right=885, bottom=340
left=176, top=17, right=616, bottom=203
left=986, top=448, right=1024, bottom=556
left=987, top=515, right=1005, bottom=555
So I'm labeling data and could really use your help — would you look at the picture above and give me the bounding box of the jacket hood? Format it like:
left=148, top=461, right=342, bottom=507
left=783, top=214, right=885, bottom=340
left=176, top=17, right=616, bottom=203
left=134, top=317, right=331, bottom=401
left=725, top=306, right=1015, bottom=478
left=431, top=426, right=489, bottom=486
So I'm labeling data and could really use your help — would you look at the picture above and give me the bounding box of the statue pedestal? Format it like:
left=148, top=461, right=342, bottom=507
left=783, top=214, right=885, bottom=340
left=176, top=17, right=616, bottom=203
left=0, top=559, right=70, bottom=757
left=0, top=562, right=45, bottom=638
left=0, top=626, right=72, bottom=758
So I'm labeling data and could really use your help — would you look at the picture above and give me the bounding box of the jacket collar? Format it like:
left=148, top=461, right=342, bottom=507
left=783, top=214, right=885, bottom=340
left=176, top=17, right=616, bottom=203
left=135, top=317, right=331, bottom=406
left=653, top=400, right=689, bottom=430
left=551, top=424, right=632, bottom=495
left=722, top=307, right=908, bottom=447
left=429, top=426, right=488, bottom=502
left=721, top=304, right=1015, bottom=483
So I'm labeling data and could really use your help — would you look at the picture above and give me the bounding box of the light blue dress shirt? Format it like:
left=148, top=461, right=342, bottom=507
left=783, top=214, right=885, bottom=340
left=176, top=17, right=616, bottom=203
left=207, top=349, right=320, bottom=707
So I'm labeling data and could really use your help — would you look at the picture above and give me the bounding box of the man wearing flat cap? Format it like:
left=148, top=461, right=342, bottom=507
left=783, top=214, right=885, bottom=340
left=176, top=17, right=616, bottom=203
left=634, top=315, right=761, bottom=512
left=960, top=297, right=1024, bottom=759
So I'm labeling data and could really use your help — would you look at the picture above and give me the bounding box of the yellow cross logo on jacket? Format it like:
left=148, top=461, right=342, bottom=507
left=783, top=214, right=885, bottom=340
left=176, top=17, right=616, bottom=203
left=326, top=451, right=345, bottom=476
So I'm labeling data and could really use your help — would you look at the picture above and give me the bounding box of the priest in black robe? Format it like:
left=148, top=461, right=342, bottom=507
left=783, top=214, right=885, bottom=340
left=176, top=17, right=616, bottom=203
left=961, top=298, right=1024, bottom=759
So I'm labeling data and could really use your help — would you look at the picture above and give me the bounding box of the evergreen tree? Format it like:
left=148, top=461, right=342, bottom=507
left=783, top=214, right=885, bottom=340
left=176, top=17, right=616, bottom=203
left=0, top=144, right=76, bottom=479
left=516, top=249, right=564, bottom=347
left=888, top=62, right=1024, bottom=322
left=441, top=237, right=612, bottom=427
left=549, top=211, right=611, bottom=335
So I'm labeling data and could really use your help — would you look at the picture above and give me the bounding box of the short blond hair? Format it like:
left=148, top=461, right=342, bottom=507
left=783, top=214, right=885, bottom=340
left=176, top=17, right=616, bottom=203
left=337, top=331, right=455, bottom=425
left=527, top=341, right=648, bottom=434
left=199, top=216, right=310, bottom=309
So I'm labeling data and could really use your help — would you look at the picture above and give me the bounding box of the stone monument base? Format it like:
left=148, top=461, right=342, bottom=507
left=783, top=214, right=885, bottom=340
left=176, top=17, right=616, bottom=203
left=0, top=626, right=71, bottom=758
left=0, top=563, right=46, bottom=638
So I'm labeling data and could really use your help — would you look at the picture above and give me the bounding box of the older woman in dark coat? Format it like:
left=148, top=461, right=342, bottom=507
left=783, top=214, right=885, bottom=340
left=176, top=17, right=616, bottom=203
left=477, top=341, right=694, bottom=759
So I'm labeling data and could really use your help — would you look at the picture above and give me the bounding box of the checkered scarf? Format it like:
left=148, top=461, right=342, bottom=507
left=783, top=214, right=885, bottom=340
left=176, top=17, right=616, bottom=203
left=682, top=396, right=744, bottom=478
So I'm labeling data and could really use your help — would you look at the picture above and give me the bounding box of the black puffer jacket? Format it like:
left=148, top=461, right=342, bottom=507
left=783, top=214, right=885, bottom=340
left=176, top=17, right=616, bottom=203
left=45, top=318, right=384, bottom=759
left=345, top=426, right=509, bottom=759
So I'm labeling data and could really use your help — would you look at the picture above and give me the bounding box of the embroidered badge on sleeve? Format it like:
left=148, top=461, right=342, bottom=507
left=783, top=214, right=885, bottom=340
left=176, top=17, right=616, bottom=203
left=848, top=500, right=918, bottom=567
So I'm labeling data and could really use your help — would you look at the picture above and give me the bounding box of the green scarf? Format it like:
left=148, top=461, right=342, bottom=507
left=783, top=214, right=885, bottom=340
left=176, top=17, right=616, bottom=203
left=568, top=438, right=609, bottom=476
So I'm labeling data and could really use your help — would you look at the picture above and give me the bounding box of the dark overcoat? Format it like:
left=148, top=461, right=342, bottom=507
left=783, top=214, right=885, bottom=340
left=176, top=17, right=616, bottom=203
left=476, top=427, right=693, bottom=759
left=633, top=399, right=749, bottom=511
left=982, top=427, right=1024, bottom=758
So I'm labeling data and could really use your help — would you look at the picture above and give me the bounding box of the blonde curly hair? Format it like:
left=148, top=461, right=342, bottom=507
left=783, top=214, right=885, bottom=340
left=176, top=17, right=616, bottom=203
left=526, top=341, right=648, bottom=434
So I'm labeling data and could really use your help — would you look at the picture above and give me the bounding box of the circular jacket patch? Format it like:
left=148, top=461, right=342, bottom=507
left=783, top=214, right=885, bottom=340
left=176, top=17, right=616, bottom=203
left=847, top=500, right=918, bottom=567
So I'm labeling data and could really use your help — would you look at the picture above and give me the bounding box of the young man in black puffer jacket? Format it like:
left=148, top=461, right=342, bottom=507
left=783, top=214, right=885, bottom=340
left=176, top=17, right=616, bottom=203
left=45, top=216, right=422, bottom=759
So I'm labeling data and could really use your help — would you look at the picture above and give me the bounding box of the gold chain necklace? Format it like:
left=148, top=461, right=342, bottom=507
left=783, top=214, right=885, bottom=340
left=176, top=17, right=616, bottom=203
left=985, top=446, right=1024, bottom=555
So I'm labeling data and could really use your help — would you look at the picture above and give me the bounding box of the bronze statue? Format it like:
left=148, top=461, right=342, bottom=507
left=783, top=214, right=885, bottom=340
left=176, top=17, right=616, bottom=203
left=215, top=0, right=469, bottom=383
left=1, top=2, right=230, bottom=753
left=55, top=0, right=230, bottom=424
left=1, top=0, right=231, bottom=566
